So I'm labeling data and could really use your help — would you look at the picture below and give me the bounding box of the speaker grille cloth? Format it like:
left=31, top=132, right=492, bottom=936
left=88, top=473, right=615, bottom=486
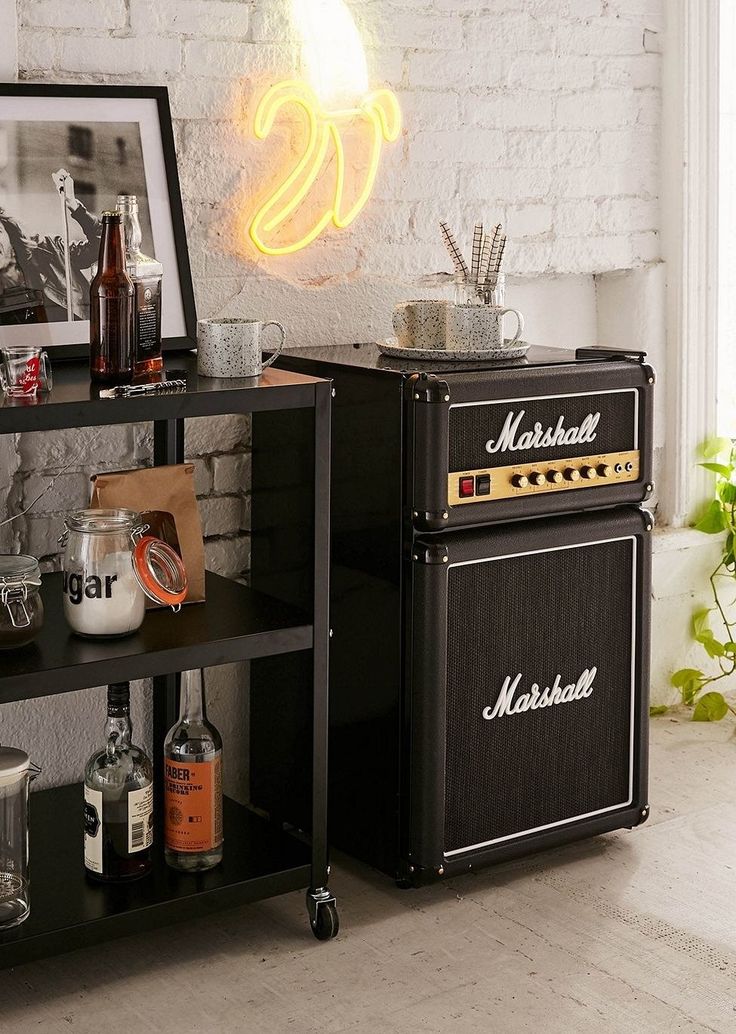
left=449, top=391, right=637, bottom=471
left=444, top=537, right=633, bottom=854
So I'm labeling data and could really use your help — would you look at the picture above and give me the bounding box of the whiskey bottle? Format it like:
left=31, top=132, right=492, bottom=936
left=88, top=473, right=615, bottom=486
left=84, top=682, right=154, bottom=881
left=116, top=194, right=164, bottom=377
left=90, top=212, right=135, bottom=384
left=164, top=668, right=223, bottom=872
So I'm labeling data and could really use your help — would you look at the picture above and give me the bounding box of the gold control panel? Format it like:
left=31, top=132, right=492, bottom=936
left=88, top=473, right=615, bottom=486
left=448, top=450, right=640, bottom=506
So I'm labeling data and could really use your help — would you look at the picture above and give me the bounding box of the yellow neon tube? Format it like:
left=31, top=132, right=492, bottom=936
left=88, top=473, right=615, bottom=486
left=249, top=81, right=401, bottom=256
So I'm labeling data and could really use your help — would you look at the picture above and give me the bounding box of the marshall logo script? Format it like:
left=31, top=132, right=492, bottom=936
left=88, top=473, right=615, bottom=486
left=485, top=409, right=600, bottom=455
left=482, top=667, right=597, bottom=720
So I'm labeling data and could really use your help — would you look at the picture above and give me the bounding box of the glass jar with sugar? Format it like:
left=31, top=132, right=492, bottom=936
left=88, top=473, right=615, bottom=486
left=60, top=508, right=187, bottom=638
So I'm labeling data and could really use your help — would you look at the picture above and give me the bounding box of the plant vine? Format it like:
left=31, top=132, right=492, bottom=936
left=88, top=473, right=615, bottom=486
left=665, top=436, right=736, bottom=721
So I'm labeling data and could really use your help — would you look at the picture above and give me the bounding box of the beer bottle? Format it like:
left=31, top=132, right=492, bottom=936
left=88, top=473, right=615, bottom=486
left=90, top=212, right=134, bottom=384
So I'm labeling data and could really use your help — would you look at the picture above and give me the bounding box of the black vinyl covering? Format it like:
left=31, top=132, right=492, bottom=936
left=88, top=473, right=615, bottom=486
left=410, top=506, right=650, bottom=868
left=445, top=534, right=634, bottom=852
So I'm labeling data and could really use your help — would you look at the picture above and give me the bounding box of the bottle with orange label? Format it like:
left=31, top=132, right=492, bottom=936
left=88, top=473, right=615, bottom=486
left=163, top=668, right=223, bottom=871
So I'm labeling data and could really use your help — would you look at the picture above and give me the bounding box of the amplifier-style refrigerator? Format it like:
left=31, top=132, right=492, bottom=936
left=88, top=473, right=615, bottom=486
left=251, top=344, right=654, bottom=885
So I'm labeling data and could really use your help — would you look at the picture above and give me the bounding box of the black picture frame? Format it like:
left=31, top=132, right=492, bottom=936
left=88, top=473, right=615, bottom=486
left=0, top=83, right=196, bottom=358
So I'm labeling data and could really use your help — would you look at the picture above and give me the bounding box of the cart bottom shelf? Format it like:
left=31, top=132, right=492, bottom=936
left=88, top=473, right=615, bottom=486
left=0, top=784, right=312, bottom=968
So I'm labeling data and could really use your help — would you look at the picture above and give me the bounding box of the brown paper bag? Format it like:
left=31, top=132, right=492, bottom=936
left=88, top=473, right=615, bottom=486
left=90, top=464, right=205, bottom=605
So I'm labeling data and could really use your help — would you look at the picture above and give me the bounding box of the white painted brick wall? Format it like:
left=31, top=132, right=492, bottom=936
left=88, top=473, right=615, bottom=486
left=1, top=0, right=669, bottom=788
left=14, top=0, right=662, bottom=308
left=23, top=0, right=127, bottom=32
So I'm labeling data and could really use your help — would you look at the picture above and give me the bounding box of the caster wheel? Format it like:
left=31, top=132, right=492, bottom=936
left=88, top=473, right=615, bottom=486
left=311, top=901, right=340, bottom=941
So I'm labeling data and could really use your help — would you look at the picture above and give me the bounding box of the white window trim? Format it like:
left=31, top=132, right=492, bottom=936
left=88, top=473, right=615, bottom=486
left=0, top=0, right=17, bottom=80
left=660, top=0, right=720, bottom=527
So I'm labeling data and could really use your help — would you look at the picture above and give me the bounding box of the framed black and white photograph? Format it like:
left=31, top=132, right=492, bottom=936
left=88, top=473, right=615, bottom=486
left=0, top=84, right=196, bottom=354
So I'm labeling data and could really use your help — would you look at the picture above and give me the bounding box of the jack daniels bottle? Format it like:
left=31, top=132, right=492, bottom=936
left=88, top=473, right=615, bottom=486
left=116, top=195, right=164, bottom=377
left=84, top=682, right=154, bottom=881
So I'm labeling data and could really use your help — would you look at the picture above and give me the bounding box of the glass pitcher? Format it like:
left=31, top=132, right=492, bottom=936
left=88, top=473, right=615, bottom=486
left=0, top=747, right=38, bottom=929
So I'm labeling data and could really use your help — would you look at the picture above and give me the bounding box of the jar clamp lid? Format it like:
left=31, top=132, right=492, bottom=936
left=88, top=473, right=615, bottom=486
left=132, top=536, right=188, bottom=609
left=0, top=555, right=42, bottom=629
left=0, top=555, right=41, bottom=582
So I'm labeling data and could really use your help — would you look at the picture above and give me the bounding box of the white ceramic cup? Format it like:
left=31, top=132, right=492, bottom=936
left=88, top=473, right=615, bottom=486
left=445, top=304, right=524, bottom=352
left=391, top=300, right=448, bottom=350
left=197, top=317, right=286, bottom=378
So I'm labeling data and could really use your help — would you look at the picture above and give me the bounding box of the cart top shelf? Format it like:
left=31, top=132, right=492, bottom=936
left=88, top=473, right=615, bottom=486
left=0, top=353, right=327, bottom=434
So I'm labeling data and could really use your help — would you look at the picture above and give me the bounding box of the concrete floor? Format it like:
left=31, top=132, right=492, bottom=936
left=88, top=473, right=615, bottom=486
left=1, top=715, right=736, bottom=1033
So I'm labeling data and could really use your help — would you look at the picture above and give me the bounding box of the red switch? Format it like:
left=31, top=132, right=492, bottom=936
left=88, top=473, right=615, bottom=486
left=459, top=476, right=475, bottom=498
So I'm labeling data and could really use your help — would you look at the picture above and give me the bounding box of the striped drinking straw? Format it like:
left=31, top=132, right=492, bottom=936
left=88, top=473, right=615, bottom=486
left=471, top=222, right=484, bottom=284
left=439, top=221, right=470, bottom=280
left=493, top=235, right=507, bottom=277
left=478, top=233, right=492, bottom=286
left=486, top=224, right=504, bottom=285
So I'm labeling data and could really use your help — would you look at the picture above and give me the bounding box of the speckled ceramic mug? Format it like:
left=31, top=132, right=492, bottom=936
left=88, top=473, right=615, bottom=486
left=197, top=318, right=285, bottom=378
left=445, top=304, right=524, bottom=353
left=392, top=300, right=448, bottom=350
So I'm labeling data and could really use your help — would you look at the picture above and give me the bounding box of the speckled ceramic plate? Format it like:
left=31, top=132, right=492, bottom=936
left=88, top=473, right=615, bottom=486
left=378, top=337, right=530, bottom=361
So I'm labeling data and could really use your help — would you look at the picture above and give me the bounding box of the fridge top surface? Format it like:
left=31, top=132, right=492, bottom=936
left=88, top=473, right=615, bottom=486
left=281, top=342, right=640, bottom=376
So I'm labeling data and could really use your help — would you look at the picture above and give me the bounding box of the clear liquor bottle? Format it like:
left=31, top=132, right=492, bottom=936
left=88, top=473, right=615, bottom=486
left=116, top=194, right=164, bottom=377
left=164, top=668, right=223, bottom=872
left=84, top=682, right=153, bottom=881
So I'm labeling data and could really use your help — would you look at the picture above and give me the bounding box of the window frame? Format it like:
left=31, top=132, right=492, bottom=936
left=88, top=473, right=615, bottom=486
left=660, top=0, right=720, bottom=526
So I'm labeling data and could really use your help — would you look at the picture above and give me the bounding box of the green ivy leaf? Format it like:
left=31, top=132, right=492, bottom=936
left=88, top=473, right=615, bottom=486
left=671, top=667, right=704, bottom=687
left=700, top=462, right=733, bottom=477
left=718, top=482, right=736, bottom=504
left=684, top=682, right=703, bottom=706
left=692, top=692, right=729, bottom=722
left=692, top=610, right=712, bottom=637
left=671, top=667, right=707, bottom=706
left=701, top=636, right=726, bottom=658
left=695, top=500, right=727, bottom=534
left=649, top=705, right=669, bottom=716
left=691, top=612, right=726, bottom=657
left=700, top=436, right=733, bottom=460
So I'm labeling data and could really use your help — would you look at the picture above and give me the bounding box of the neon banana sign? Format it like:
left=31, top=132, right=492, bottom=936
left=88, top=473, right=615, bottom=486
left=249, top=81, right=401, bottom=256
left=249, top=0, right=401, bottom=256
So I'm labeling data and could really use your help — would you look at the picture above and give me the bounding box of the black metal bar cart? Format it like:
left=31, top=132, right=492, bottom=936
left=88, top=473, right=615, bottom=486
left=0, top=354, right=337, bottom=967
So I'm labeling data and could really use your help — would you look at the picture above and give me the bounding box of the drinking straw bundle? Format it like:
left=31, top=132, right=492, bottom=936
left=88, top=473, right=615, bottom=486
left=439, top=218, right=507, bottom=289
